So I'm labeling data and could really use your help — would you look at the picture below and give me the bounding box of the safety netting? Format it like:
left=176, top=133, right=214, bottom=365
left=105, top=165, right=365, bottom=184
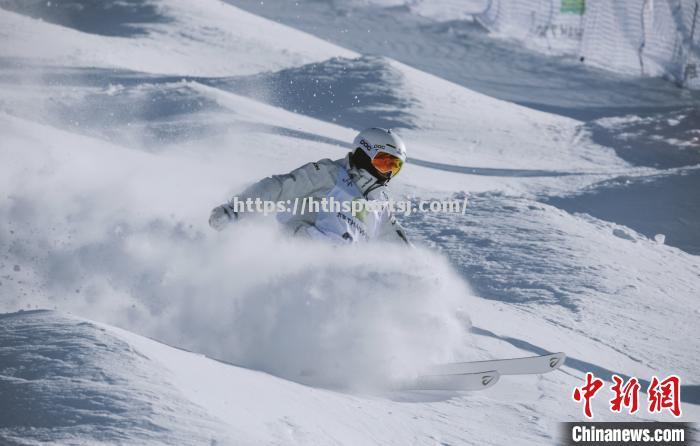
left=475, top=0, right=700, bottom=88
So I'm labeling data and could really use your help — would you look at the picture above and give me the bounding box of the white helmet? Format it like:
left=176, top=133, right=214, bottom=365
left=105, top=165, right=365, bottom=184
left=351, top=127, right=407, bottom=183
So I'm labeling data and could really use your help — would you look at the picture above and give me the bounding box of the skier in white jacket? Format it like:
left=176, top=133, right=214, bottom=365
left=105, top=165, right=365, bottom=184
left=209, top=127, right=411, bottom=245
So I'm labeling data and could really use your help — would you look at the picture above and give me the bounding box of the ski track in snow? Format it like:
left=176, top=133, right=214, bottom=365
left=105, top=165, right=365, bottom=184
left=1, top=0, right=699, bottom=444
left=403, top=194, right=700, bottom=380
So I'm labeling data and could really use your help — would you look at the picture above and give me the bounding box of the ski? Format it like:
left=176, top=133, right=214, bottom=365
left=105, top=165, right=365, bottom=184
left=406, top=370, right=500, bottom=391
left=424, top=352, right=566, bottom=376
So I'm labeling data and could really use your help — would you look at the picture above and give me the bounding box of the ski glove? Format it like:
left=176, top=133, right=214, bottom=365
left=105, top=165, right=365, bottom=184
left=209, top=204, right=238, bottom=231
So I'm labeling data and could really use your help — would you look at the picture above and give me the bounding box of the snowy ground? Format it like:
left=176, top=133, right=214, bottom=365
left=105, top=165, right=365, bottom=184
left=1, top=0, right=699, bottom=445
left=233, top=0, right=700, bottom=115
left=0, top=310, right=612, bottom=445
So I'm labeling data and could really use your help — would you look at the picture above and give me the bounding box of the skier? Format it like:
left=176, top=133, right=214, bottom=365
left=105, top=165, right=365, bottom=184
left=209, top=127, right=410, bottom=245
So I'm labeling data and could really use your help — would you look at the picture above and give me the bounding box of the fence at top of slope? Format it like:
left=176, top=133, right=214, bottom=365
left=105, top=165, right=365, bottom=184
left=474, top=0, right=700, bottom=89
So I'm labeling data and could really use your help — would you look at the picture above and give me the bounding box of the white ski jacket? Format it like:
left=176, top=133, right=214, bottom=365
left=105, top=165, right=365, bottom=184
left=210, top=154, right=410, bottom=245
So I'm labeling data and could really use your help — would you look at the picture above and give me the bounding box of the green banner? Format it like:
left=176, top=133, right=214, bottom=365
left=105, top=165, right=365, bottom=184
left=560, top=0, right=585, bottom=15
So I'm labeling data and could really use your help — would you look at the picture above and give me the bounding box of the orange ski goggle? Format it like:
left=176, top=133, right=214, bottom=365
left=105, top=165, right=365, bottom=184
left=371, top=151, right=404, bottom=178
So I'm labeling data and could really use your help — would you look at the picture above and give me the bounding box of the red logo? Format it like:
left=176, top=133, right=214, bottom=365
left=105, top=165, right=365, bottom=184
left=573, top=373, right=682, bottom=418
left=572, top=372, right=604, bottom=418
left=648, top=375, right=682, bottom=417
left=609, top=375, right=640, bottom=414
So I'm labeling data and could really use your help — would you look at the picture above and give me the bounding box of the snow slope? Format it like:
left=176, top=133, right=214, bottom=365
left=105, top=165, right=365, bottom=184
left=0, top=311, right=233, bottom=445
left=1, top=0, right=699, bottom=444
left=5, top=310, right=696, bottom=446
left=404, top=193, right=700, bottom=382
left=233, top=0, right=700, bottom=114
left=0, top=0, right=356, bottom=76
